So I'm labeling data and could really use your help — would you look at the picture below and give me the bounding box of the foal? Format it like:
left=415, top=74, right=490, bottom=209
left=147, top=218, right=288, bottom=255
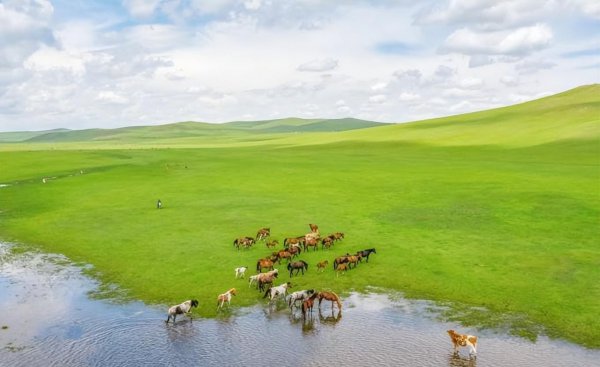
left=166, top=299, right=198, bottom=323
left=235, top=266, right=248, bottom=279
left=302, top=292, right=319, bottom=319
left=447, top=329, right=478, bottom=356
left=217, top=288, right=237, bottom=310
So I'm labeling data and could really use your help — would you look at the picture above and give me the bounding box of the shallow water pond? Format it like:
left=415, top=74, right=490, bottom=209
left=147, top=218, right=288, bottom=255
left=1, top=243, right=598, bottom=367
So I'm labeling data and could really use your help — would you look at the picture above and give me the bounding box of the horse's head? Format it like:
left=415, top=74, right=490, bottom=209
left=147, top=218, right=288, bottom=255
left=307, top=289, right=315, bottom=295
left=230, top=288, right=237, bottom=296
left=286, top=282, right=292, bottom=288
left=191, top=299, right=199, bottom=308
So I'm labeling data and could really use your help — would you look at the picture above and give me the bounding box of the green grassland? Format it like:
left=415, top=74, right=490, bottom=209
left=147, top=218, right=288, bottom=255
left=1, top=85, right=599, bottom=347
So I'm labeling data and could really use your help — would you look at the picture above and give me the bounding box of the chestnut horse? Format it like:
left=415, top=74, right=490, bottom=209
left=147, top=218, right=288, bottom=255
left=256, top=227, right=270, bottom=241
left=304, top=237, right=319, bottom=251
left=266, top=239, right=279, bottom=249
left=317, top=291, right=342, bottom=313
left=257, top=270, right=279, bottom=292
left=316, top=260, right=329, bottom=272
left=217, top=288, right=237, bottom=310
left=256, top=258, right=274, bottom=272
left=309, top=223, right=319, bottom=233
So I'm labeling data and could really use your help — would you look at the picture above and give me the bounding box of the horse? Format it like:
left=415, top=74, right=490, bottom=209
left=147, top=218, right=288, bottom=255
left=321, top=236, right=334, bottom=250
left=266, top=239, right=279, bottom=249
left=333, top=254, right=350, bottom=269
left=288, top=245, right=301, bottom=258
left=305, top=232, right=320, bottom=242
left=283, top=236, right=305, bottom=249
left=346, top=254, right=362, bottom=269
left=316, top=260, right=329, bottom=272
left=333, top=232, right=344, bottom=241
left=302, top=292, right=319, bottom=319
left=256, top=258, right=274, bottom=272
left=317, top=291, right=342, bottom=313
left=217, top=288, right=237, bottom=310
left=288, top=289, right=315, bottom=310
left=357, top=248, right=376, bottom=262
left=248, top=274, right=260, bottom=288
left=235, top=266, right=248, bottom=279
left=257, top=270, right=279, bottom=292
left=256, top=227, right=270, bottom=241
left=276, top=250, right=293, bottom=264
left=335, top=263, right=348, bottom=276
left=263, top=282, right=292, bottom=303
left=304, top=237, right=319, bottom=251
left=234, top=236, right=255, bottom=250
left=166, top=299, right=198, bottom=323
left=447, top=330, right=478, bottom=356
left=287, top=260, right=308, bottom=277
left=309, top=223, right=319, bottom=233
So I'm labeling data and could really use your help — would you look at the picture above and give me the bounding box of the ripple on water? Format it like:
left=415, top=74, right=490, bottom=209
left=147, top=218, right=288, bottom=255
left=1, top=243, right=599, bottom=367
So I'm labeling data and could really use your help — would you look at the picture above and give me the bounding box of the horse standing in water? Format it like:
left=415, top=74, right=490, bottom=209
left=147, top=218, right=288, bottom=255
left=302, top=292, right=320, bottom=320
left=166, top=299, right=198, bottom=323
left=317, top=291, right=342, bottom=314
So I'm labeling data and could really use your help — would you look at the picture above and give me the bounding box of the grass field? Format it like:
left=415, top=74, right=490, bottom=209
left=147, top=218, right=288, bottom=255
left=0, top=85, right=598, bottom=347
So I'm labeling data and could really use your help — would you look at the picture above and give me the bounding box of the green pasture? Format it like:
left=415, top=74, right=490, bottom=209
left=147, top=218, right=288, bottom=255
left=0, top=85, right=598, bottom=347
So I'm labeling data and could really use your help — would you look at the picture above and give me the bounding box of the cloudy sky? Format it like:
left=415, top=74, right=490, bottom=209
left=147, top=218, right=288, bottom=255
left=0, top=0, right=598, bottom=132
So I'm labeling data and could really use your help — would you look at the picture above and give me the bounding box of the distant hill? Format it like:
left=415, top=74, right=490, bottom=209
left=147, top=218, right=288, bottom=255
left=0, top=117, right=383, bottom=143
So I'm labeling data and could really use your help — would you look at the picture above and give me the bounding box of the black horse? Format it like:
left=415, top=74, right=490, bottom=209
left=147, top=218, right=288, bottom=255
left=287, top=260, right=309, bottom=277
left=357, top=248, right=377, bottom=262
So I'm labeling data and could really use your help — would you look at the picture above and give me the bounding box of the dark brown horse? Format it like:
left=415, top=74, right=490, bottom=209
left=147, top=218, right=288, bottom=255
left=321, top=236, right=334, bottom=250
left=317, top=291, right=342, bottom=313
left=333, top=254, right=350, bottom=269
left=287, top=260, right=308, bottom=277
left=302, top=292, right=319, bottom=319
left=256, top=258, right=274, bottom=272
left=357, top=248, right=376, bottom=262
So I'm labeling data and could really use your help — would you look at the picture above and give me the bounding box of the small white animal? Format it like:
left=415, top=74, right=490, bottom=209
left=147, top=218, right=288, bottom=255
left=235, top=266, right=248, bottom=279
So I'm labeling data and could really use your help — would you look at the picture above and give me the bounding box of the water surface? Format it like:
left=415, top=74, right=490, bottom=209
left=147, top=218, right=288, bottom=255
left=1, top=244, right=598, bottom=367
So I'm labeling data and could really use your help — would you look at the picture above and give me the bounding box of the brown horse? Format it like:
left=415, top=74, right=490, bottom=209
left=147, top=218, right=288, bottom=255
left=283, top=236, right=305, bottom=249
left=288, top=245, right=301, bottom=257
left=257, top=271, right=279, bottom=292
left=332, top=232, right=345, bottom=241
left=287, top=260, right=308, bottom=277
left=276, top=250, right=293, bottom=264
left=302, top=292, right=319, bottom=319
left=266, top=239, right=279, bottom=249
left=316, top=260, right=329, bottom=272
left=304, top=237, right=319, bottom=251
left=333, top=254, right=350, bottom=269
left=321, top=236, right=334, bottom=250
left=234, top=236, right=255, bottom=250
left=335, top=263, right=348, bottom=277
left=256, top=227, right=270, bottom=241
left=346, top=254, right=362, bottom=269
left=317, top=291, right=342, bottom=313
left=256, top=258, right=274, bottom=272
left=309, top=223, right=319, bottom=233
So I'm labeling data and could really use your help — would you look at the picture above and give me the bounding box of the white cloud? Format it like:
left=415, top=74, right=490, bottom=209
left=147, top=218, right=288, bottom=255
left=96, top=91, right=129, bottom=104
left=122, top=0, right=162, bottom=19
left=398, top=92, right=420, bottom=102
left=500, top=75, right=519, bottom=86
left=369, top=94, right=387, bottom=104
left=297, top=58, right=339, bottom=72
left=443, top=24, right=553, bottom=56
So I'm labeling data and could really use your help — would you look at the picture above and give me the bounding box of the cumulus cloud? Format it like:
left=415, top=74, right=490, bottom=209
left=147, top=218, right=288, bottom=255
left=443, top=23, right=553, bottom=56
left=96, top=91, right=129, bottom=104
left=297, top=58, right=339, bottom=72
left=122, top=0, right=162, bottom=19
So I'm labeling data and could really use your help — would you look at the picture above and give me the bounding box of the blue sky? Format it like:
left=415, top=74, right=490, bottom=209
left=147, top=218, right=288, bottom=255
left=0, top=0, right=598, bottom=131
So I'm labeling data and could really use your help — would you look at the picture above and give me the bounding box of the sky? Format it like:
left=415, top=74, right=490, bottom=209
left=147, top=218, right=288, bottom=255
left=0, top=0, right=598, bottom=132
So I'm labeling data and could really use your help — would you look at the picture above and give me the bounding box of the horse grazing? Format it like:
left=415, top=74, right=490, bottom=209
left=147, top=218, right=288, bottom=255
left=217, top=288, right=237, bottom=310
left=266, top=239, right=279, bottom=249
left=316, top=260, right=329, bottom=272
left=166, top=299, right=198, bottom=323
left=447, top=329, right=478, bottom=355
left=335, top=263, right=348, bottom=277
left=304, top=237, right=319, bottom=251
left=287, top=260, right=309, bottom=277
left=256, top=258, right=274, bottom=272
left=333, top=254, right=350, bottom=269
left=256, top=227, right=270, bottom=241
left=317, top=291, right=342, bottom=313
left=309, top=223, right=319, bottom=233
left=288, top=289, right=315, bottom=310
left=263, top=282, right=292, bottom=303
left=321, top=236, right=334, bottom=250
left=257, top=270, right=279, bottom=292
left=357, top=248, right=377, bottom=262
left=234, top=236, right=255, bottom=250
left=302, top=292, right=319, bottom=319
left=235, top=266, right=248, bottom=279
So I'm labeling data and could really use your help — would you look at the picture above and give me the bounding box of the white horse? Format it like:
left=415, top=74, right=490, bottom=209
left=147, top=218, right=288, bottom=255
left=217, top=288, right=237, bottom=310
left=235, top=266, right=248, bottom=279
left=263, top=282, right=292, bottom=303
left=288, top=289, right=315, bottom=310
left=248, top=274, right=260, bottom=288
left=166, top=299, right=198, bottom=323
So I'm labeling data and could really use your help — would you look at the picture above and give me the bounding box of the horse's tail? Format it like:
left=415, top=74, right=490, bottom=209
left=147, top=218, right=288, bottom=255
left=256, top=261, right=260, bottom=272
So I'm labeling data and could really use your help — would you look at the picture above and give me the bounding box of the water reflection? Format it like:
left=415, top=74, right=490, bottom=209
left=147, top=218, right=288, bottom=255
left=1, top=243, right=599, bottom=367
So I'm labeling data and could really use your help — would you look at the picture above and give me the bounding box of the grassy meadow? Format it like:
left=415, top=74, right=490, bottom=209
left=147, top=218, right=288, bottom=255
left=0, top=85, right=599, bottom=347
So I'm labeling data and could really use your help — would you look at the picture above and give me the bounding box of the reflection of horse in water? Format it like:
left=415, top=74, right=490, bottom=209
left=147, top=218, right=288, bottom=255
left=448, top=353, right=478, bottom=367
left=318, top=308, right=342, bottom=325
